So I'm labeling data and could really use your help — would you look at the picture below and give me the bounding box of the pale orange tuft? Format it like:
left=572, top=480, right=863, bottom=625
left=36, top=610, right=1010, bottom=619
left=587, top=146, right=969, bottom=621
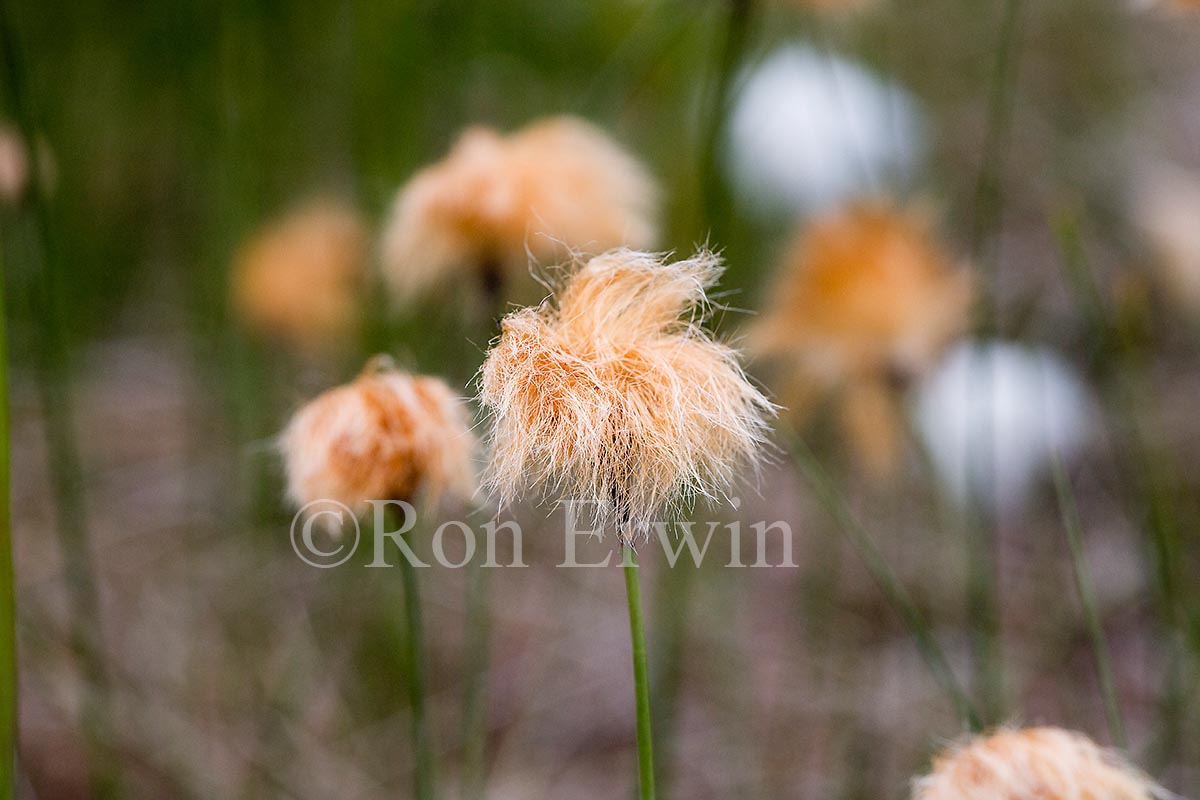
left=749, top=200, right=972, bottom=474
left=914, top=727, right=1165, bottom=800
left=381, top=116, right=659, bottom=305
left=1135, top=166, right=1200, bottom=314
left=478, top=249, right=775, bottom=534
left=231, top=200, right=368, bottom=353
left=0, top=124, right=29, bottom=205
left=281, top=359, right=477, bottom=516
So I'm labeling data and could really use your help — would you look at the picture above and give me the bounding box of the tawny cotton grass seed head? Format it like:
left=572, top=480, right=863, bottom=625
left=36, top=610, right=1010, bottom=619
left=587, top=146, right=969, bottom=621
left=914, top=727, right=1165, bottom=800
left=749, top=200, right=972, bottom=475
left=281, top=359, right=477, bottom=517
left=231, top=200, right=368, bottom=353
left=1134, top=165, right=1200, bottom=315
left=478, top=249, right=775, bottom=535
left=751, top=200, right=972, bottom=387
left=0, top=124, right=29, bottom=206
left=381, top=116, right=659, bottom=306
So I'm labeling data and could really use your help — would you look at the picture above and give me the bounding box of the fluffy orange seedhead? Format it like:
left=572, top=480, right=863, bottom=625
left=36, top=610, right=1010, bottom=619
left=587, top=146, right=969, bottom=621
left=382, top=116, right=659, bottom=305
left=749, top=201, right=972, bottom=475
left=0, top=125, right=29, bottom=205
left=232, top=201, right=367, bottom=353
left=752, top=201, right=972, bottom=386
left=1135, top=166, right=1200, bottom=314
left=281, top=360, right=477, bottom=516
left=914, top=728, right=1164, bottom=800
left=478, top=249, right=774, bottom=534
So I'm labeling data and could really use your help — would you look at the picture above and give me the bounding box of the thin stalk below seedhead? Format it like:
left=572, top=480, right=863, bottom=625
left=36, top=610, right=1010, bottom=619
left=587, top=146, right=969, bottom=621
left=962, top=503, right=1005, bottom=727
left=1050, top=455, right=1127, bottom=749
left=649, top=556, right=694, bottom=796
left=391, top=508, right=435, bottom=800
left=963, top=0, right=1025, bottom=727
left=622, top=544, right=656, bottom=800
left=784, top=429, right=980, bottom=731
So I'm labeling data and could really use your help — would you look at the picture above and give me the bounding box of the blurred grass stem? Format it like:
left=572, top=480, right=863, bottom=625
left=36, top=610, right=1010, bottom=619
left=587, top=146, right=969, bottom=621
left=0, top=4, right=121, bottom=795
left=1054, top=211, right=1194, bottom=770
left=963, top=0, right=1025, bottom=726
left=0, top=245, right=13, bottom=800
left=459, top=277, right=508, bottom=800
left=968, top=0, right=1024, bottom=268
left=698, top=0, right=753, bottom=239
left=390, top=506, right=435, bottom=800
left=1050, top=455, right=1127, bottom=749
left=1056, top=215, right=1192, bottom=645
left=784, top=428, right=980, bottom=730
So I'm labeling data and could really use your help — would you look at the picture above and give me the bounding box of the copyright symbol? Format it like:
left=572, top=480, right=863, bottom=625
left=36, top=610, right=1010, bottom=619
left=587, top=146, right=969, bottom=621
left=291, top=500, right=360, bottom=568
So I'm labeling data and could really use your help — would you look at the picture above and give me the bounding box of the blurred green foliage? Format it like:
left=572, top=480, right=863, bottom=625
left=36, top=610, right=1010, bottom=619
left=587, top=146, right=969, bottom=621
left=3, top=0, right=1140, bottom=357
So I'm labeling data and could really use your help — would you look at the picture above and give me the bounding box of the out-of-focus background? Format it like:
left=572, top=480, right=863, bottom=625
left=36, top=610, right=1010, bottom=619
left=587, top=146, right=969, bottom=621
left=2, top=0, right=1199, bottom=797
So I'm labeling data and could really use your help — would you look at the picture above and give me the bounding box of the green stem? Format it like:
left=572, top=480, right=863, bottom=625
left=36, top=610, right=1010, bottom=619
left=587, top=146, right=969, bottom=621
left=961, top=0, right=1024, bottom=727
left=622, top=544, right=656, bottom=800
left=1052, top=209, right=1195, bottom=768
left=0, top=236, right=14, bottom=800
left=394, top=512, right=434, bottom=800
left=963, top=507, right=1004, bottom=726
left=697, top=0, right=753, bottom=240
left=455, top=287, right=506, bottom=800
left=901, top=400, right=1002, bottom=726
left=1050, top=456, right=1127, bottom=749
left=968, top=0, right=1024, bottom=268
left=649, top=558, right=693, bottom=796
left=784, top=429, right=980, bottom=731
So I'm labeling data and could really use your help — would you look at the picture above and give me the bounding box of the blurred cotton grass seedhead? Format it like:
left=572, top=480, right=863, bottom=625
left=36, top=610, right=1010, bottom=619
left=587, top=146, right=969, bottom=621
left=381, top=116, right=659, bottom=312
left=1133, top=165, right=1200, bottom=317
left=280, top=356, right=478, bottom=800
left=913, top=727, right=1166, bottom=800
left=0, top=124, right=27, bottom=207
left=726, top=46, right=926, bottom=219
left=280, top=355, right=477, bottom=519
left=749, top=200, right=973, bottom=477
left=231, top=199, right=369, bottom=356
left=0, top=122, right=55, bottom=209
left=478, top=247, right=774, bottom=800
left=914, top=340, right=1095, bottom=515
